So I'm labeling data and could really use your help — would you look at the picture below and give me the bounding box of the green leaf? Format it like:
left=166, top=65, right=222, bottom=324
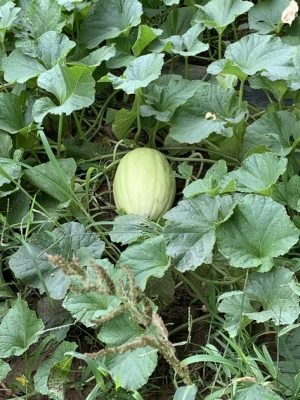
left=0, top=153, right=22, bottom=191
left=34, top=341, right=77, bottom=400
left=0, top=297, right=44, bottom=358
left=234, top=384, right=284, bottom=399
left=163, top=0, right=180, bottom=5
left=110, top=214, right=160, bottom=245
left=0, top=359, right=11, bottom=382
left=0, top=1, right=20, bottom=42
left=169, top=83, right=246, bottom=144
left=219, top=268, right=300, bottom=336
left=63, top=292, right=120, bottom=328
left=242, top=111, right=300, bottom=156
left=160, top=7, right=196, bottom=37
left=79, top=0, right=143, bottom=49
left=99, top=313, right=144, bottom=346
left=169, top=24, right=209, bottom=57
left=248, top=0, right=290, bottom=34
left=164, top=195, right=236, bottom=272
left=106, top=53, right=164, bottom=94
left=107, top=346, right=157, bottom=391
left=119, top=235, right=169, bottom=290
left=174, top=385, right=198, bottom=400
left=71, top=46, right=116, bottom=68
left=227, top=153, right=287, bottom=195
left=9, top=222, right=105, bottom=299
left=249, top=75, right=288, bottom=103
left=3, top=50, right=46, bottom=83
left=112, top=100, right=137, bottom=139
left=0, top=93, right=32, bottom=134
left=132, top=25, right=162, bottom=56
left=24, top=158, right=76, bottom=203
left=217, top=195, right=299, bottom=271
left=33, top=64, right=95, bottom=121
left=273, top=176, right=300, bottom=212
left=141, top=74, right=201, bottom=122
left=183, top=160, right=235, bottom=198
left=196, top=0, right=253, bottom=34
left=23, top=0, right=66, bottom=38
left=208, top=33, right=294, bottom=77
left=32, top=31, right=76, bottom=69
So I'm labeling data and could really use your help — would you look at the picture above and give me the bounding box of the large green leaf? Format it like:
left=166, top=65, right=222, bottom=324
left=174, top=385, right=198, bottom=400
left=79, top=0, right=143, bottom=49
left=9, top=222, right=105, bottom=299
left=24, top=31, right=76, bottom=69
left=227, top=152, right=287, bottom=195
left=3, top=50, right=46, bottom=83
left=23, top=0, right=66, bottom=38
left=0, top=297, right=44, bottom=358
left=0, top=93, right=32, bottom=134
left=33, top=64, right=95, bottom=121
left=107, top=347, right=157, bottom=391
left=208, top=33, right=294, bottom=78
left=34, top=341, right=77, bottom=400
left=248, top=0, right=290, bottom=34
left=169, top=83, right=246, bottom=144
left=132, top=25, right=162, bottom=57
left=99, top=313, right=144, bottom=346
left=242, top=110, right=300, bottom=156
left=164, top=195, right=236, bottom=272
left=196, top=0, right=253, bottom=34
left=217, top=195, right=299, bottom=271
left=119, top=235, right=169, bottom=290
left=105, top=53, right=164, bottom=94
left=141, top=74, right=201, bottom=122
left=24, top=158, right=77, bottom=203
left=219, top=268, right=300, bottom=338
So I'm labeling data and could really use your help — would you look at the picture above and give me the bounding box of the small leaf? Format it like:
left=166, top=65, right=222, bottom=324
left=71, top=46, right=116, bottom=68
left=0, top=1, right=20, bottom=42
left=106, top=53, right=164, bottom=94
left=174, top=385, right=198, bottom=400
left=0, top=359, right=11, bottom=381
left=79, top=0, right=143, bottom=49
left=119, top=236, right=169, bottom=290
left=217, top=195, right=299, bottom=271
left=169, top=24, right=208, bottom=57
left=132, top=25, right=162, bottom=56
left=234, top=383, right=284, bottom=399
left=0, top=297, right=44, bottom=358
left=33, top=64, right=95, bottom=121
left=0, top=93, right=32, bottom=134
left=34, top=341, right=77, bottom=400
left=273, top=175, right=300, bottom=212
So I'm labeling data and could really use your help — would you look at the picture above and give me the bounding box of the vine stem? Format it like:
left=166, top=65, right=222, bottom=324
left=218, top=32, right=223, bottom=59
left=57, top=113, right=64, bottom=158
left=184, top=56, right=189, bottom=79
left=134, top=89, right=142, bottom=143
left=239, top=79, right=245, bottom=109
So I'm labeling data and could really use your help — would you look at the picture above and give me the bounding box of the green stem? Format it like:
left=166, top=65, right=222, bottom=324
left=134, top=89, right=142, bottom=143
left=73, top=111, right=83, bottom=139
left=184, top=56, right=189, bottom=79
left=218, top=32, right=223, bottom=59
left=57, top=113, right=64, bottom=158
left=239, top=79, right=245, bottom=109
left=149, top=120, right=160, bottom=148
